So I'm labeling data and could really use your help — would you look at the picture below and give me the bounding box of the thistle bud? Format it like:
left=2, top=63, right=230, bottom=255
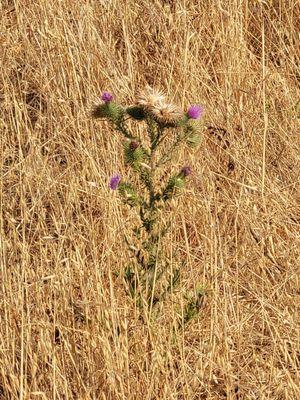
left=187, top=105, right=204, bottom=120
left=92, top=102, right=123, bottom=121
left=129, top=141, right=140, bottom=150
left=180, top=166, right=192, bottom=177
left=109, top=174, right=121, bottom=190
left=101, top=92, right=113, bottom=103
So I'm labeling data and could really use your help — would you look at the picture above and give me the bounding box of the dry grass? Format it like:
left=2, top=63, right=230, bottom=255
left=1, top=0, right=300, bottom=399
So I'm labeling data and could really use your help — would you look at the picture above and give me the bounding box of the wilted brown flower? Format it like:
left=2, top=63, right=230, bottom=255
left=151, top=102, right=183, bottom=125
left=137, top=85, right=166, bottom=111
left=137, top=86, right=182, bottom=125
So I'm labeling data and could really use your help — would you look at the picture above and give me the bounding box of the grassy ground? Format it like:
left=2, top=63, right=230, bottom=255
left=1, top=0, right=299, bottom=399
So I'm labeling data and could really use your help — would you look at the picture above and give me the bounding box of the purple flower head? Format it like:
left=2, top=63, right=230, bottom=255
left=129, top=141, right=140, bottom=151
left=101, top=91, right=113, bottom=103
left=187, top=105, right=204, bottom=120
left=109, top=174, right=121, bottom=190
left=181, top=166, right=192, bottom=177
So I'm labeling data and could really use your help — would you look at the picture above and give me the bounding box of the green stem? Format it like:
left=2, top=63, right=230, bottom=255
left=157, top=128, right=191, bottom=166
left=115, top=120, right=135, bottom=140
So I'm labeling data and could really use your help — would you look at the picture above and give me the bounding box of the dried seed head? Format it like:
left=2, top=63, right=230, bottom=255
left=151, top=103, right=183, bottom=125
left=137, top=85, right=166, bottom=111
left=129, top=141, right=140, bottom=150
left=137, top=86, right=183, bottom=126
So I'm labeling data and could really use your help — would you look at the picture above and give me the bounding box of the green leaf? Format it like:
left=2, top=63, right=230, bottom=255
left=162, top=175, right=185, bottom=200
left=187, top=134, right=202, bottom=147
left=118, top=183, right=139, bottom=206
left=124, top=142, right=148, bottom=171
left=126, top=106, right=147, bottom=120
left=185, top=119, right=202, bottom=135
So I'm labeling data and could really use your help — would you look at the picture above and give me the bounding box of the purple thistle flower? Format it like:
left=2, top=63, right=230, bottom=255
left=187, top=105, right=204, bottom=119
left=101, top=92, right=113, bottom=103
left=181, top=166, right=192, bottom=177
left=129, top=141, right=140, bottom=150
left=109, top=174, right=121, bottom=190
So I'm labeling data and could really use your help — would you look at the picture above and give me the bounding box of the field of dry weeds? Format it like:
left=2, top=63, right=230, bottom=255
left=1, top=1, right=299, bottom=399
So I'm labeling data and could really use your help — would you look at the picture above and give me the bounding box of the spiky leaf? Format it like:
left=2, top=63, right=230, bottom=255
left=118, top=183, right=139, bottom=206
left=124, top=143, right=147, bottom=171
left=187, top=134, right=202, bottom=147
left=162, top=175, right=185, bottom=200
left=126, top=106, right=147, bottom=120
left=186, top=119, right=202, bottom=135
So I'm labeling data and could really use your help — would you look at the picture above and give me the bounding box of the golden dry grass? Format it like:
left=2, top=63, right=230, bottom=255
left=1, top=0, right=300, bottom=399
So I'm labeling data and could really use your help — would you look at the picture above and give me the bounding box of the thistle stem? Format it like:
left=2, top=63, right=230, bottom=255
left=157, top=130, right=189, bottom=166
left=115, top=120, right=135, bottom=139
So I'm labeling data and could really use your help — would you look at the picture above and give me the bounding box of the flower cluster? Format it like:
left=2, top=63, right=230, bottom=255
left=92, top=88, right=204, bottom=197
left=93, top=87, right=204, bottom=129
left=92, top=86, right=205, bottom=320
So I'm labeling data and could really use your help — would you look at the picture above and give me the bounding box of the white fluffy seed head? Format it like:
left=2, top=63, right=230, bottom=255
left=137, top=86, right=183, bottom=125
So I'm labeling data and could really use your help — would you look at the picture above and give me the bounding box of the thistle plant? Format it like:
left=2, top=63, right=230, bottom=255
left=92, top=86, right=205, bottom=323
